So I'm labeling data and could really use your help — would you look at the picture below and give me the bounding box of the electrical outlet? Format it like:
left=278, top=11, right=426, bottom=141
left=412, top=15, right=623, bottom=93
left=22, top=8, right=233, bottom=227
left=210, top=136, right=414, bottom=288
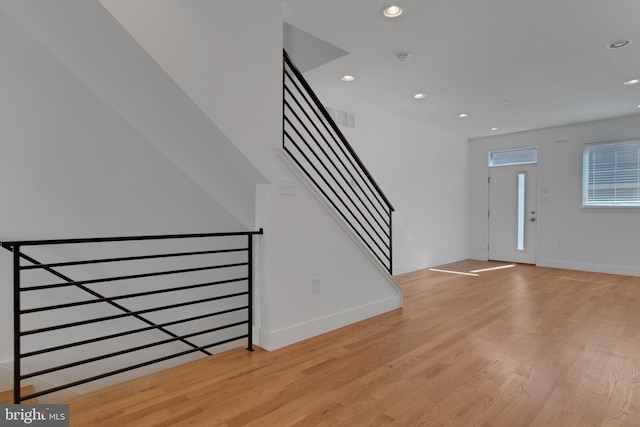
left=312, top=277, right=321, bottom=294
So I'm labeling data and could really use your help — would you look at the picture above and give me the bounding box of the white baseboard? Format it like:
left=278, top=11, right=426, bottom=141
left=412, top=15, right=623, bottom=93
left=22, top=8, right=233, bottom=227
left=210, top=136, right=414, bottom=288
left=0, top=341, right=245, bottom=403
left=259, top=295, right=401, bottom=351
left=393, top=263, right=424, bottom=275
left=430, top=253, right=470, bottom=268
left=537, top=259, right=640, bottom=277
left=393, top=253, right=470, bottom=276
left=469, top=252, right=488, bottom=261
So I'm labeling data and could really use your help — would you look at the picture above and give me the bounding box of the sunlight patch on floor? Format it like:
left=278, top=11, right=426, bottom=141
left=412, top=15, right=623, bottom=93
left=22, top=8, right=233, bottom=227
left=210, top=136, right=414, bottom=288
left=428, top=268, right=479, bottom=277
left=469, top=264, right=516, bottom=273
left=428, top=262, right=516, bottom=277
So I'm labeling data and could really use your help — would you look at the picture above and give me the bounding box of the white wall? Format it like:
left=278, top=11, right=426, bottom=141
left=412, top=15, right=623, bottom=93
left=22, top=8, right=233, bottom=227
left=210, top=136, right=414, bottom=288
left=470, top=114, right=640, bottom=276
left=298, top=85, right=470, bottom=274
left=0, top=6, right=248, bottom=396
left=1, top=0, right=266, bottom=230
left=99, top=0, right=404, bottom=351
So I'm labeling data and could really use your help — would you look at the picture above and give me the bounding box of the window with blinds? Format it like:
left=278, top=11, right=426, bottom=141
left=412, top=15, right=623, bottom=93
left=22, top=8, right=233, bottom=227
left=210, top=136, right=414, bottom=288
left=583, top=140, right=640, bottom=207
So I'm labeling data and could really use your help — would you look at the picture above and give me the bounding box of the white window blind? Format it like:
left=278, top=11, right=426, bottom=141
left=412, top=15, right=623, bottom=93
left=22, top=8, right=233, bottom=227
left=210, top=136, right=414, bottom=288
left=583, top=140, right=640, bottom=207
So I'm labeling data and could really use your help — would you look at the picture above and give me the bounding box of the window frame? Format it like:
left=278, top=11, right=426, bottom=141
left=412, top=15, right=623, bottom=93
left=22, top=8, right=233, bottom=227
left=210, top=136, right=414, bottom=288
left=488, top=147, right=538, bottom=168
left=582, top=139, right=640, bottom=209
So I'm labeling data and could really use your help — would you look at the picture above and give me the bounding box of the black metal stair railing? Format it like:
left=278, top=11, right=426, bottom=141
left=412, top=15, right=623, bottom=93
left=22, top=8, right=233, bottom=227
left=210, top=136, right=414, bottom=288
left=1, top=229, right=263, bottom=403
left=283, top=50, right=394, bottom=273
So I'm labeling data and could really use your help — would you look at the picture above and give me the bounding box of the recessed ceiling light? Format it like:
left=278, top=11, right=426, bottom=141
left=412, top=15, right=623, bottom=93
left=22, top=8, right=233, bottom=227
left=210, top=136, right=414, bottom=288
left=608, top=40, right=631, bottom=49
left=341, top=75, right=355, bottom=82
left=414, top=93, right=426, bottom=99
left=491, top=127, right=498, bottom=131
left=458, top=113, right=469, bottom=118
left=623, top=79, right=640, bottom=86
left=383, top=5, right=403, bottom=18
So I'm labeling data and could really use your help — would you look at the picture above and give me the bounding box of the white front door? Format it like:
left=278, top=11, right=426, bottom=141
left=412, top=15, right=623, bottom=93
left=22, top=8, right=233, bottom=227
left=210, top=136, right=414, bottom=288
left=488, top=163, right=537, bottom=263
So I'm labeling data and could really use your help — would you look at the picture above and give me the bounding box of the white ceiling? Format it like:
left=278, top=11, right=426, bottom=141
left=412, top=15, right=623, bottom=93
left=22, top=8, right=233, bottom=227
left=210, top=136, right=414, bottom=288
left=282, top=0, right=640, bottom=139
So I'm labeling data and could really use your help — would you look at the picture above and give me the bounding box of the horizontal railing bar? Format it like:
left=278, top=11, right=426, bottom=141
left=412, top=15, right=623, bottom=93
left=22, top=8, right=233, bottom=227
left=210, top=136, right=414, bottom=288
left=284, top=92, right=391, bottom=236
left=21, top=262, right=248, bottom=292
left=20, top=247, right=248, bottom=270
left=283, top=144, right=390, bottom=272
left=21, top=320, right=249, bottom=380
left=21, top=306, right=248, bottom=358
left=21, top=276, right=248, bottom=314
left=283, top=109, right=390, bottom=243
left=21, top=291, right=249, bottom=336
left=9, top=229, right=263, bottom=402
left=19, top=334, right=248, bottom=402
left=284, top=68, right=390, bottom=217
left=1, top=229, right=263, bottom=247
left=284, top=70, right=391, bottom=223
left=283, top=51, right=394, bottom=211
left=284, top=125, right=392, bottom=257
left=283, top=144, right=391, bottom=272
left=283, top=51, right=392, bottom=273
left=10, top=248, right=212, bottom=356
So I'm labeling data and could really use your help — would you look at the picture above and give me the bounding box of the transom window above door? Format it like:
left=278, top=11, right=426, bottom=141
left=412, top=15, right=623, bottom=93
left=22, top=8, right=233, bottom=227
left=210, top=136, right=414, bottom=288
left=489, top=147, right=538, bottom=167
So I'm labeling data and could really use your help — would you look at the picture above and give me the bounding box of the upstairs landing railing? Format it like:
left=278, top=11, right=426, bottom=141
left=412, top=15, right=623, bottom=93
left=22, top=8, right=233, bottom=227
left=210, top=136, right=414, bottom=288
left=283, top=50, right=394, bottom=273
left=2, top=229, right=263, bottom=403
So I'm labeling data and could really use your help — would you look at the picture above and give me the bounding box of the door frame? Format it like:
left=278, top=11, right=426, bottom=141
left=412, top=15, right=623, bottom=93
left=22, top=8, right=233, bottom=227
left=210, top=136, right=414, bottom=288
left=484, top=146, right=542, bottom=264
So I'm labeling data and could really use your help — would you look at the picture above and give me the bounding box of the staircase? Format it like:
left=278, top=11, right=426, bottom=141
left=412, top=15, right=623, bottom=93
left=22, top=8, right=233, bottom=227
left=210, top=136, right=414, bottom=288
left=283, top=50, right=395, bottom=274
left=0, top=3, right=401, bottom=408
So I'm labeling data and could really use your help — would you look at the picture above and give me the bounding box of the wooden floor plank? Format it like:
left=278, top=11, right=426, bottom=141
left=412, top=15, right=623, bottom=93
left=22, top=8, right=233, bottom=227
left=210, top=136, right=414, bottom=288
left=0, top=385, right=36, bottom=404
left=61, top=263, right=640, bottom=426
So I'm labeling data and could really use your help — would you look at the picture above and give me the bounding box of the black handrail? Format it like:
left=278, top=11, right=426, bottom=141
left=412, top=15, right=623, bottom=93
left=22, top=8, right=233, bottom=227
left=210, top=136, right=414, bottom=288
left=283, top=69, right=392, bottom=224
left=283, top=50, right=394, bottom=273
left=2, top=229, right=263, bottom=403
left=283, top=51, right=394, bottom=212
left=283, top=90, right=391, bottom=239
left=4, top=230, right=262, bottom=246
left=283, top=72, right=392, bottom=229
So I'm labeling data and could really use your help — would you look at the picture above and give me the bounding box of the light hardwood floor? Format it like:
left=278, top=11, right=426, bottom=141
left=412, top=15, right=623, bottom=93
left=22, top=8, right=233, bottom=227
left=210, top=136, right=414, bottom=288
left=0, top=385, right=36, bottom=404
left=64, top=261, right=640, bottom=426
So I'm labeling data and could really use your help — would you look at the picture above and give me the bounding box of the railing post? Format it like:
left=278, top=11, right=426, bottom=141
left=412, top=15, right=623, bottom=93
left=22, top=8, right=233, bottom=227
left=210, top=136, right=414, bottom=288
left=246, top=233, right=254, bottom=352
left=13, top=245, right=21, bottom=404
left=389, top=210, right=393, bottom=275
left=282, top=53, right=286, bottom=151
